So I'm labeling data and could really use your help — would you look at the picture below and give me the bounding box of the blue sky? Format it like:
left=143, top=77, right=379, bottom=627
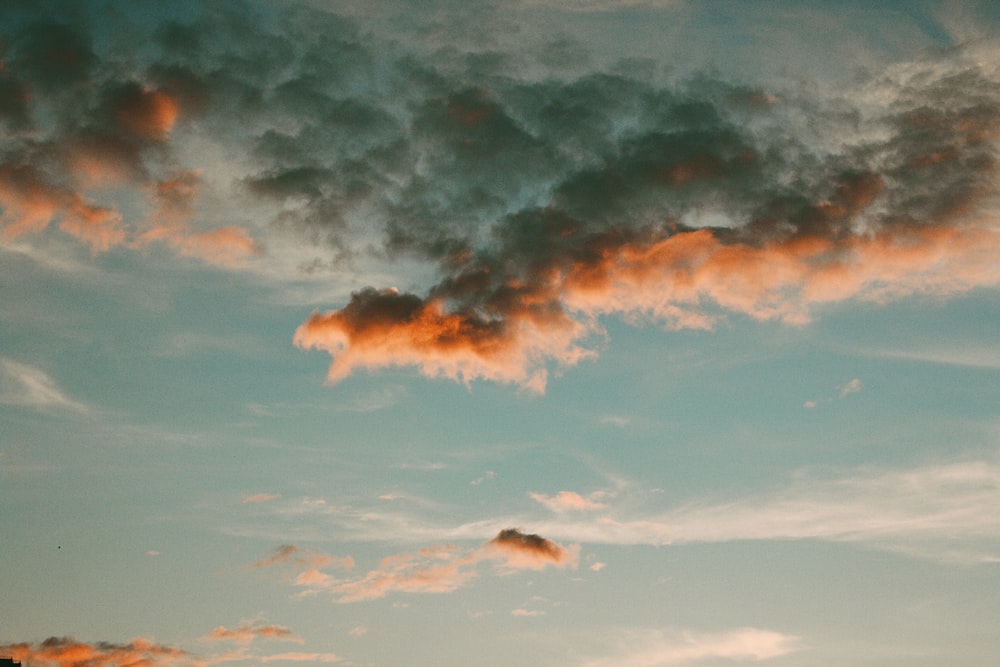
left=2, top=1, right=1000, bottom=666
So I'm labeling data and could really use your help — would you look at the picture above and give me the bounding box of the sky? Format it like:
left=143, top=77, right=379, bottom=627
left=2, top=1, right=1000, bottom=666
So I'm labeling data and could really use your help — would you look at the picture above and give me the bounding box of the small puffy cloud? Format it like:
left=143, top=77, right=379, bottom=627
left=839, top=378, right=863, bottom=397
left=529, top=490, right=607, bottom=512
left=485, top=528, right=580, bottom=570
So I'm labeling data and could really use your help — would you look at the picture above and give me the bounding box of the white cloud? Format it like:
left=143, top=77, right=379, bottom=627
left=0, top=358, right=89, bottom=413
left=530, top=458, right=1000, bottom=564
left=579, top=627, right=799, bottom=667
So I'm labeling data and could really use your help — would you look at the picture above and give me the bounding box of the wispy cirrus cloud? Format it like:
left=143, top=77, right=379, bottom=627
left=529, top=490, right=608, bottom=512
left=578, top=627, right=800, bottom=667
left=0, top=357, right=89, bottom=413
left=527, top=457, right=1000, bottom=564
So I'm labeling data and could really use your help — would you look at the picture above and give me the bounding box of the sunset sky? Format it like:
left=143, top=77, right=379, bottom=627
left=2, top=1, right=1000, bottom=666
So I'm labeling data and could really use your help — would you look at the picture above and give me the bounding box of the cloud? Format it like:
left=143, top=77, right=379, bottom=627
left=804, top=377, right=863, bottom=408
left=5, top=2, right=1000, bottom=389
left=511, top=608, right=545, bottom=617
left=242, top=493, right=282, bottom=504
left=530, top=490, right=608, bottom=512
left=838, top=378, right=863, bottom=397
left=486, top=528, right=580, bottom=570
left=1, top=634, right=334, bottom=667
left=0, top=636, right=192, bottom=667
left=578, top=628, right=800, bottom=667
left=202, top=624, right=302, bottom=644
left=0, top=357, right=89, bottom=413
left=290, top=41, right=1000, bottom=391
left=529, top=458, right=1000, bottom=564
left=254, top=528, right=577, bottom=603
left=258, top=653, right=340, bottom=663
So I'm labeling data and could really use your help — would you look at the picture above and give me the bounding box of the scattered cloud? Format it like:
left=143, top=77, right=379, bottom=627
left=470, top=470, right=497, bottom=486
left=804, top=377, right=862, bottom=408
left=254, top=528, right=577, bottom=603
left=0, top=636, right=192, bottom=667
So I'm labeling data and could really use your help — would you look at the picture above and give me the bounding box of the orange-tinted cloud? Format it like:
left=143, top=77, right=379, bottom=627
left=202, top=624, right=302, bottom=644
left=132, top=172, right=260, bottom=268
left=0, top=636, right=191, bottom=667
left=115, top=85, right=180, bottom=140
left=299, top=214, right=1000, bottom=392
left=294, top=287, right=592, bottom=393
left=0, top=163, right=125, bottom=252
left=254, top=529, right=578, bottom=603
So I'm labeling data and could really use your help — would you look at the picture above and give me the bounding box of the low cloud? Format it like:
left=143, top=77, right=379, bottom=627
left=0, top=636, right=192, bottom=667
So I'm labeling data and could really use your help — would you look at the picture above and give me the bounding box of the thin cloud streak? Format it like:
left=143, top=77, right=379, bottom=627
left=229, top=457, right=1000, bottom=565
left=0, top=357, right=90, bottom=413
left=530, top=458, right=1000, bottom=563
left=578, top=628, right=800, bottom=667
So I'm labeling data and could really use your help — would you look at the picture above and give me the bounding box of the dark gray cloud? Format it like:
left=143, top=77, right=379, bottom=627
left=3, top=0, right=999, bottom=387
